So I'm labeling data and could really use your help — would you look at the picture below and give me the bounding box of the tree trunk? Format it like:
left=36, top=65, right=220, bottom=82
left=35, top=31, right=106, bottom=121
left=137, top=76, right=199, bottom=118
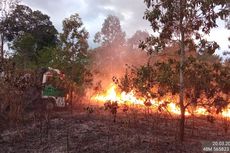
left=0, top=34, right=4, bottom=64
left=70, top=85, right=74, bottom=114
left=179, top=0, right=185, bottom=143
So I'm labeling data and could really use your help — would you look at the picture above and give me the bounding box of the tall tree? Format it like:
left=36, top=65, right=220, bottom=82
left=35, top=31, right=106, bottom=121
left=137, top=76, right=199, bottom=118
left=0, top=0, right=19, bottom=63
left=94, top=15, right=126, bottom=47
left=60, top=13, right=89, bottom=62
left=143, top=0, right=229, bottom=142
left=6, top=4, right=58, bottom=68
left=226, top=3, right=230, bottom=53
left=59, top=13, right=92, bottom=90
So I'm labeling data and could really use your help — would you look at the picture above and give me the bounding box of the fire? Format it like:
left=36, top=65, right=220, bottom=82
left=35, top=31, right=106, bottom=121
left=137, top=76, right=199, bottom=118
left=92, top=84, right=145, bottom=105
left=93, top=85, right=118, bottom=102
left=194, top=108, right=208, bottom=115
left=91, top=83, right=230, bottom=118
left=222, top=109, right=230, bottom=118
left=167, top=103, right=182, bottom=115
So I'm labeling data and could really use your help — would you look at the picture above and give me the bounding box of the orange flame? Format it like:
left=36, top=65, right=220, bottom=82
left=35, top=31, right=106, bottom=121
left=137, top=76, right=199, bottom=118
left=222, top=109, right=230, bottom=118
left=91, top=84, right=230, bottom=118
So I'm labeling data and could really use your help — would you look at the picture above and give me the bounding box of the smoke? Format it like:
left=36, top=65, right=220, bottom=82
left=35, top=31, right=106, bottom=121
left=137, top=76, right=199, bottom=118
left=88, top=44, right=149, bottom=96
left=87, top=41, right=200, bottom=96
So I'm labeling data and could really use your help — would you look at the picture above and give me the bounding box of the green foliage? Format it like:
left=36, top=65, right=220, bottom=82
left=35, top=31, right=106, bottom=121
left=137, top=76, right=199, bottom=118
left=5, top=4, right=58, bottom=69
left=12, top=33, right=37, bottom=67
left=8, top=9, right=92, bottom=93
left=60, top=13, right=89, bottom=61
left=116, top=56, right=229, bottom=114
left=57, top=13, right=93, bottom=94
left=133, top=64, right=156, bottom=98
left=142, top=0, right=229, bottom=54
left=6, top=5, right=57, bottom=45
left=5, top=9, right=92, bottom=98
left=142, top=0, right=229, bottom=141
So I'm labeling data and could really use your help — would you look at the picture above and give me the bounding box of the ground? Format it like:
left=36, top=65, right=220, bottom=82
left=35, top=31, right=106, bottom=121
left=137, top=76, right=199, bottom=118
left=0, top=104, right=229, bottom=153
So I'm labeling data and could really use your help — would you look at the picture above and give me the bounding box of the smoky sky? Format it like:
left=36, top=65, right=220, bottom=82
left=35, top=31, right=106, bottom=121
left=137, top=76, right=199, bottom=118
left=22, top=0, right=229, bottom=55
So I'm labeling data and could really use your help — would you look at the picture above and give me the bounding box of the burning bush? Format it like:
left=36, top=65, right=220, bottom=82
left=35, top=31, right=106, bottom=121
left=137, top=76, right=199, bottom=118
left=113, top=56, right=230, bottom=117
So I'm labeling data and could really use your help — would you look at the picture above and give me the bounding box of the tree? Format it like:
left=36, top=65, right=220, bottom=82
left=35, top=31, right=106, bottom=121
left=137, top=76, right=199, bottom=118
left=225, top=3, right=230, bottom=54
left=60, top=13, right=89, bottom=62
left=142, top=0, right=229, bottom=142
left=227, top=3, right=230, bottom=47
left=6, top=4, right=58, bottom=68
left=94, top=15, right=126, bottom=47
left=11, top=33, right=37, bottom=68
left=58, top=13, right=92, bottom=97
left=0, top=0, right=19, bottom=63
left=115, top=55, right=229, bottom=138
left=128, top=30, right=149, bottom=49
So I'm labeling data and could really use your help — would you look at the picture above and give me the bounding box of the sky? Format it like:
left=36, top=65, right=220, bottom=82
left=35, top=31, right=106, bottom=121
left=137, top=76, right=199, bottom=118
left=22, top=0, right=229, bottom=56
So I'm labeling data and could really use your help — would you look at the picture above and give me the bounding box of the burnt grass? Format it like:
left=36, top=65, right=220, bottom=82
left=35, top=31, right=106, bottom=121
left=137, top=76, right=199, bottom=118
left=0, top=104, right=229, bottom=153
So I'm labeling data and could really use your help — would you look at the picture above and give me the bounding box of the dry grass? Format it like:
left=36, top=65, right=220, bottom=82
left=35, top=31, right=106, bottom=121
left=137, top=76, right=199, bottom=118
left=0, top=103, right=229, bottom=153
